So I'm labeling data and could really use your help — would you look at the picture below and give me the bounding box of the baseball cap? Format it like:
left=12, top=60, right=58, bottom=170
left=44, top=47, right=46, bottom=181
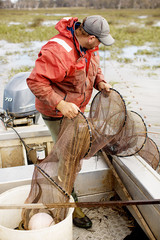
left=83, top=15, right=115, bottom=46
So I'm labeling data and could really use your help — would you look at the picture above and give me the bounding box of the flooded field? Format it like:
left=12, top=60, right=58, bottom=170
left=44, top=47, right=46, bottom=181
left=102, top=53, right=160, bottom=151
left=1, top=40, right=159, bottom=150
left=0, top=8, right=160, bottom=151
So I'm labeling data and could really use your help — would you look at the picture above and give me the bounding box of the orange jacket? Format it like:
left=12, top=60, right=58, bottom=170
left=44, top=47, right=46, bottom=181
left=27, top=17, right=106, bottom=118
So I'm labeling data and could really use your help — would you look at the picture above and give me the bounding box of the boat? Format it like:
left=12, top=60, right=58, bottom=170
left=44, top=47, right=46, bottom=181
left=0, top=124, right=160, bottom=239
left=0, top=72, right=160, bottom=239
left=113, top=155, right=160, bottom=240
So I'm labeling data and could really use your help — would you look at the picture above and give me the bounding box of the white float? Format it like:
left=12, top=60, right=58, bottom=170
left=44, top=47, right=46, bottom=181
left=0, top=185, right=74, bottom=240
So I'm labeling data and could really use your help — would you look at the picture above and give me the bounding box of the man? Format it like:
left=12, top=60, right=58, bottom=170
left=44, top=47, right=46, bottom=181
left=27, top=15, right=114, bottom=228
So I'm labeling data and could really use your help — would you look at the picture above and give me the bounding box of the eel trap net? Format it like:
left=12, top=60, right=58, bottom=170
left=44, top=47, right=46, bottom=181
left=22, top=89, right=160, bottom=229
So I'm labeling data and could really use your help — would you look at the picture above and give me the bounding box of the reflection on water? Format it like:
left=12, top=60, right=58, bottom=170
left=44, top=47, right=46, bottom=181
left=0, top=40, right=46, bottom=76
left=100, top=44, right=160, bottom=67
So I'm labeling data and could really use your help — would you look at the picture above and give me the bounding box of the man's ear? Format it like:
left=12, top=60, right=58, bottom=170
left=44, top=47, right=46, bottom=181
left=88, top=35, right=96, bottom=43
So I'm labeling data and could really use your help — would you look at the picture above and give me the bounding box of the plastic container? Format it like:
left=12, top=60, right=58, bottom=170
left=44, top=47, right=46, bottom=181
left=0, top=185, right=74, bottom=240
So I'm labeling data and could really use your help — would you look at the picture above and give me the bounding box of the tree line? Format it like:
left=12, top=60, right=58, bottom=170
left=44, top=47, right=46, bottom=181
left=1, top=0, right=160, bottom=9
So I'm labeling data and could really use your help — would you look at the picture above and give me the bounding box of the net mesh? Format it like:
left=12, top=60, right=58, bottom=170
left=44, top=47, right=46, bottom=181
left=138, top=137, right=160, bottom=170
left=102, top=110, right=147, bottom=157
left=22, top=113, right=92, bottom=229
left=22, top=89, right=160, bottom=229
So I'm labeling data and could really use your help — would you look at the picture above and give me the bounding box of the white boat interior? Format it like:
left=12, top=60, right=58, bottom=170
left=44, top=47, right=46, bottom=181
left=113, top=155, right=160, bottom=240
left=0, top=123, right=160, bottom=239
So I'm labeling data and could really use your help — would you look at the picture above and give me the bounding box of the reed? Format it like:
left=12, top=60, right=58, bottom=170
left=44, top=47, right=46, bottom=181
left=0, top=8, right=160, bottom=48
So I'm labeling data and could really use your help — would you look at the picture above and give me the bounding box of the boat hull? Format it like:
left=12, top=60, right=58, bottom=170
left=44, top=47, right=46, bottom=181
left=113, top=155, right=160, bottom=240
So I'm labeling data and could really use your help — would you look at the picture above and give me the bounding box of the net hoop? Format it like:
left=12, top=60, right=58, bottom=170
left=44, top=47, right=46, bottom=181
left=138, top=137, right=160, bottom=170
left=90, top=88, right=127, bottom=136
left=117, top=110, right=147, bottom=157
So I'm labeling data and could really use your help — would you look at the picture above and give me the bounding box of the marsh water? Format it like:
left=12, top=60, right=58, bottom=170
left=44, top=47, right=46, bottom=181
left=0, top=36, right=160, bottom=149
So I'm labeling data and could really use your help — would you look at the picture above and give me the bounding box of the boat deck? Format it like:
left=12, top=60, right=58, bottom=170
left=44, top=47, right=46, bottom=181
left=73, top=207, right=132, bottom=240
left=0, top=152, right=133, bottom=240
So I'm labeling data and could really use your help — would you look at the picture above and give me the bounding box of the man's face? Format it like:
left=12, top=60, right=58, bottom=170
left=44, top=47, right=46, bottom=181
left=85, top=35, right=101, bottom=49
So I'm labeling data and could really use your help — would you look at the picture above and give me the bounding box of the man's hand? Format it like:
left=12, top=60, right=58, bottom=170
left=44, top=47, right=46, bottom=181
left=97, top=82, right=112, bottom=92
left=56, top=100, right=80, bottom=119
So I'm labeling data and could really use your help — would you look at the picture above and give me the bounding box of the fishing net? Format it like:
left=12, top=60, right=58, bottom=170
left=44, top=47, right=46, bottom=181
left=22, top=89, right=160, bottom=230
left=22, top=112, right=92, bottom=229
left=102, top=110, right=147, bottom=157
left=87, top=89, right=127, bottom=157
left=138, top=137, right=160, bottom=170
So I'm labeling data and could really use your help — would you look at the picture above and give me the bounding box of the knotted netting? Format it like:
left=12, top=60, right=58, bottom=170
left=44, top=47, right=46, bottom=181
left=22, top=112, right=92, bottom=229
left=22, top=89, right=160, bottom=229
left=138, top=137, right=160, bottom=170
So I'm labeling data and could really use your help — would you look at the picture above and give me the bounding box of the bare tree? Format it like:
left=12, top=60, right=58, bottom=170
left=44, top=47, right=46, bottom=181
left=0, top=0, right=3, bottom=8
left=1, top=0, right=160, bottom=9
left=2, top=0, right=12, bottom=8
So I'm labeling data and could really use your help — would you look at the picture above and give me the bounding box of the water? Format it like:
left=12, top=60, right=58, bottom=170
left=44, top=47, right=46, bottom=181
left=41, top=20, right=59, bottom=26
left=153, top=21, right=160, bottom=27
left=99, top=44, right=160, bottom=150
left=99, top=45, right=160, bottom=68
left=0, top=40, right=46, bottom=107
left=0, top=40, right=160, bottom=149
left=0, top=40, right=46, bottom=78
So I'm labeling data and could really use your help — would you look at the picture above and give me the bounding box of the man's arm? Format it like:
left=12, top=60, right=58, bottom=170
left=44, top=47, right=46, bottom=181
left=56, top=100, right=80, bottom=119
left=94, top=67, right=112, bottom=92
left=97, top=81, right=112, bottom=92
left=27, top=49, right=80, bottom=118
left=27, top=49, right=66, bottom=107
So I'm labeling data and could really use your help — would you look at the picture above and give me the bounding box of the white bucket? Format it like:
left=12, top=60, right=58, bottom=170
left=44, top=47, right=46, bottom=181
left=0, top=185, right=74, bottom=240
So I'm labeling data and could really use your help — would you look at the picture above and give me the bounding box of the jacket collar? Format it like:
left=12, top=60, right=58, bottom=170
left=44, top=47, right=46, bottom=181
left=55, top=17, right=99, bottom=57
